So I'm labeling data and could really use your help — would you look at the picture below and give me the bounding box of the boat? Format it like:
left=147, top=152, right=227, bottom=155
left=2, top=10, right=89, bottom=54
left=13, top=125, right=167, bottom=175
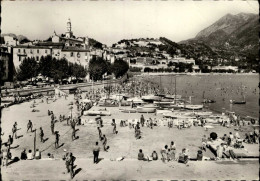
left=184, top=104, right=203, bottom=110
left=164, top=94, right=182, bottom=99
left=142, top=104, right=159, bottom=109
left=141, top=95, right=161, bottom=102
left=230, top=100, right=246, bottom=104
left=127, top=97, right=145, bottom=104
left=202, top=99, right=216, bottom=103
left=230, top=91, right=246, bottom=104
left=156, top=110, right=172, bottom=115
left=83, top=110, right=111, bottom=116
left=120, top=108, right=137, bottom=113
left=98, top=99, right=119, bottom=107
left=1, top=97, right=15, bottom=103
left=136, top=107, right=156, bottom=113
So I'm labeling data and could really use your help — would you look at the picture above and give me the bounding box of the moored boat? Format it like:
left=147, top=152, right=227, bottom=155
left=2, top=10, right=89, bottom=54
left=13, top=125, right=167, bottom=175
left=141, top=95, right=161, bottom=102
left=136, top=106, right=156, bottom=113
left=83, top=110, right=111, bottom=116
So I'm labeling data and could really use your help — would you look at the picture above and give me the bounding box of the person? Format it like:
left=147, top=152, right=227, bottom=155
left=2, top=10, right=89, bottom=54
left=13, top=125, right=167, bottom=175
left=72, top=128, right=76, bottom=141
left=152, top=151, right=158, bottom=160
left=27, top=149, right=34, bottom=160
left=197, top=150, right=203, bottom=161
left=102, top=135, right=107, bottom=151
left=7, top=135, right=13, bottom=149
left=64, top=152, right=70, bottom=173
left=167, top=149, right=172, bottom=162
left=51, top=120, right=55, bottom=135
left=178, top=148, right=189, bottom=164
left=68, top=153, right=75, bottom=179
left=161, top=145, right=168, bottom=163
left=216, top=143, right=224, bottom=160
left=229, top=132, right=234, bottom=141
left=93, top=142, right=100, bottom=164
left=12, top=122, right=18, bottom=139
left=2, top=144, right=9, bottom=167
left=55, top=131, right=60, bottom=149
left=140, top=114, right=145, bottom=127
left=39, top=127, right=44, bottom=142
left=97, top=127, right=102, bottom=141
left=112, top=119, right=117, bottom=134
left=20, top=149, right=27, bottom=160
left=138, top=149, right=144, bottom=160
left=222, top=134, right=229, bottom=143
left=35, top=149, right=41, bottom=159
left=227, top=146, right=239, bottom=160
left=27, top=120, right=33, bottom=132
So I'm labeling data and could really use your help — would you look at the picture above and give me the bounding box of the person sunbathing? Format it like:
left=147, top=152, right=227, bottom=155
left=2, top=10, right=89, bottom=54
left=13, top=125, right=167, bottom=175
left=138, top=149, right=144, bottom=161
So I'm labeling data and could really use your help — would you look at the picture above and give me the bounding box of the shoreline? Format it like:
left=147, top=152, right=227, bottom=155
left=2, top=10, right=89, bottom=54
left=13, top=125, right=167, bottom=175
left=139, top=72, right=258, bottom=76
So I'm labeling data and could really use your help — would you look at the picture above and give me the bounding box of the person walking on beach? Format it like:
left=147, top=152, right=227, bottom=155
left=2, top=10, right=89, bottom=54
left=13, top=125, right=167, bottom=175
left=72, top=128, right=76, bottom=141
left=93, top=142, right=100, bottom=164
left=97, top=127, right=102, bottom=141
left=102, top=135, right=107, bottom=151
left=12, top=122, right=18, bottom=139
left=55, top=131, right=60, bottom=149
left=112, top=119, right=117, bottom=134
left=39, top=127, right=44, bottom=143
left=7, top=135, right=13, bottom=149
left=51, top=119, right=55, bottom=135
left=27, top=120, right=33, bottom=133
left=68, top=152, right=75, bottom=179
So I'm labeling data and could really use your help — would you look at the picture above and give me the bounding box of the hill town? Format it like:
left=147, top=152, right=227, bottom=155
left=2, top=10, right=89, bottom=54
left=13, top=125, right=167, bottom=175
left=1, top=13, right=259, bottom=87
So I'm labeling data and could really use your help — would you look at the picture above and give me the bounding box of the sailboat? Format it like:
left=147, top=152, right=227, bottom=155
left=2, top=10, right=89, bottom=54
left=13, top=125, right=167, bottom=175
left=230, top=87, right=246, bottom=104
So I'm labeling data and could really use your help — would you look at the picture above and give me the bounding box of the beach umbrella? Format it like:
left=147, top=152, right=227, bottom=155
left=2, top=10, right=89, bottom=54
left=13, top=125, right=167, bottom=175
left=210, top=132, right=218, bottom=140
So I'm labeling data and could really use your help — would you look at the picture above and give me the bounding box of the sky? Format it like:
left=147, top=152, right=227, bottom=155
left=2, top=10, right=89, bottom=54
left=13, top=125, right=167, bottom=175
left=1, top=0, right=258, bottom=46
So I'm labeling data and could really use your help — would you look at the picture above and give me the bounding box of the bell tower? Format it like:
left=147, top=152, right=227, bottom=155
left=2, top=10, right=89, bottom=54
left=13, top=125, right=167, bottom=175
left=66, top=18, right=73, bottom=38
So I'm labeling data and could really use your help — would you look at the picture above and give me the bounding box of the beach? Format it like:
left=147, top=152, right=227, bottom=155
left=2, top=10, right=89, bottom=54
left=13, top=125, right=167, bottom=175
left=1, top=86, right=259, bottom=180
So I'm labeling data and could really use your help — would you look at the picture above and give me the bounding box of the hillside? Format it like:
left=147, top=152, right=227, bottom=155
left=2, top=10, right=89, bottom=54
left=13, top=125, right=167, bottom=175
left=180, top=13, right=259, bottom=56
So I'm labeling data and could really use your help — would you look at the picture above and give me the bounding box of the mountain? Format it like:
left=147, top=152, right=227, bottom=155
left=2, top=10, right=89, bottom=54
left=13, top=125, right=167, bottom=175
left=180, top=13, right=259, bottom=56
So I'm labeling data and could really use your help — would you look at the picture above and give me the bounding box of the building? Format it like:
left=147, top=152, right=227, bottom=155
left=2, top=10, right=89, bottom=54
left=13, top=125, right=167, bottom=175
left=12, top=18, right=94, bottom=71
left=0, top=46, right=14, bottom=83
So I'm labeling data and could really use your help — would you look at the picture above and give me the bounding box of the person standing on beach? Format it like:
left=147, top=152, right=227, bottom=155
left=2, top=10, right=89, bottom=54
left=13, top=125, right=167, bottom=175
left=102, top=135, right=107, bottom=151
left=97, top=127, right=102, bottom=141
left=140, top=115, right=145, bottom=127
left=93, top=142, right=100, bottom=164
left=12, top=122, right=17, bottom=139
left=112, top=119, right=117, bottom=134
left=39, top=127, right=44, bottom=142
left=27, top=120, right=33, bottom=133
left=55, top=131, right=60, bottom=148
left=51, top=119, right=55, bottom=135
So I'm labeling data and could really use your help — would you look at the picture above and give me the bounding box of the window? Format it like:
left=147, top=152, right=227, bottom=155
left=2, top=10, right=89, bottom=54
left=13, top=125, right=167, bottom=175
left=36, top=56, right=39, bottom=61
left=23, top=49, right=26, bottom=53
left=18, top=49, right=20, bottom=53
left=71, top=52, right=74, bottom=57
left=30, top=50, right=33, bottom=54
left=45, top=49, right=47, bottom=53
left=37, top=49, right=39, bottom=54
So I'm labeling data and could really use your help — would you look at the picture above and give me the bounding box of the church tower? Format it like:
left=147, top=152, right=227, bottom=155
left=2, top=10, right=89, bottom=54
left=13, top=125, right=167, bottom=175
left=66, top=18, right=73, bottom=38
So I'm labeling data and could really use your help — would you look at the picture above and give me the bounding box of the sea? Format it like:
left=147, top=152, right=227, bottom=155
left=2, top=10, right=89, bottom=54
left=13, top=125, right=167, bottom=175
left=144, top=74, right=259, bottom=118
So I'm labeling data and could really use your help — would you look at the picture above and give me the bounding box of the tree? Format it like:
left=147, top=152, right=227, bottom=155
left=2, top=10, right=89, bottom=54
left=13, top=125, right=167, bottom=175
left=71, top=63, right=87, bottom=79
left=112, top=59, right=129, bottom=78
left=88, top=56, right=109, bottom=81
left=17, top=57, right=38, bottom=81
